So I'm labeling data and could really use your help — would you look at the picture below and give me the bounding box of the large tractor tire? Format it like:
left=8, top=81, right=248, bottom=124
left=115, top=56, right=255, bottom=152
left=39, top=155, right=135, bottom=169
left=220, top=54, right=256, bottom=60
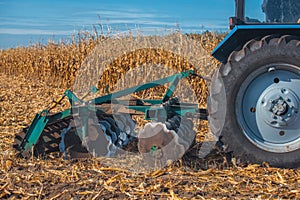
left=209, top=35, right=300, bottom=168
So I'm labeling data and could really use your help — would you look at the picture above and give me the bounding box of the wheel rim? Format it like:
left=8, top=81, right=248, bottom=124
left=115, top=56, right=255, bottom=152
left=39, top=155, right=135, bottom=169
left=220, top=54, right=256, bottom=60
left=236, top=64, right=300, bottom=153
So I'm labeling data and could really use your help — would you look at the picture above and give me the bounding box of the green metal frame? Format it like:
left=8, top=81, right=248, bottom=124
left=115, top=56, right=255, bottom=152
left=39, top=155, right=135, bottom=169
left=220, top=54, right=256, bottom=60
left=18, top=70, right=200, bottom=152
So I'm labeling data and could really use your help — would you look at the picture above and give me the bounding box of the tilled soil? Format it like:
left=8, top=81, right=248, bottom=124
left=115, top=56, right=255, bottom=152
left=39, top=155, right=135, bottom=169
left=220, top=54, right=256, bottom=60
left=0, top=72, right=299, bottom=199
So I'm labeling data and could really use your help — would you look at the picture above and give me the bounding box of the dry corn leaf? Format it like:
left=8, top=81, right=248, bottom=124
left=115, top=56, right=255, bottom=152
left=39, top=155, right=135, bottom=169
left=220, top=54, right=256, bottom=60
left=151, top=169, right=166, bottom=178
left=105, top=174, right=122, bottom=185
left=75, top=190, right=95, bottom=195
left=276, top=171, right=285, bottom=184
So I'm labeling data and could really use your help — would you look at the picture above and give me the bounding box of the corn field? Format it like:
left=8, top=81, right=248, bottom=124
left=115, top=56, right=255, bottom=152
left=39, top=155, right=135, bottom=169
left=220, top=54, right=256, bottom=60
left=0, top=31, right=299, bottom=199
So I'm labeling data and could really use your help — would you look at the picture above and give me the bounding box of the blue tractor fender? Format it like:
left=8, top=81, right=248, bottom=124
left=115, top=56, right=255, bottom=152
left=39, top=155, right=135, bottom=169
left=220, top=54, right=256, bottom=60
left=212, top=24, right=300, bottom=63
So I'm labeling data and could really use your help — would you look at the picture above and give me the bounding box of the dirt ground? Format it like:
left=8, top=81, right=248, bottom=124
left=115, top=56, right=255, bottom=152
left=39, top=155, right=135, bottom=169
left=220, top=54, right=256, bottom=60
left=0, top=72, right=299, bottom=199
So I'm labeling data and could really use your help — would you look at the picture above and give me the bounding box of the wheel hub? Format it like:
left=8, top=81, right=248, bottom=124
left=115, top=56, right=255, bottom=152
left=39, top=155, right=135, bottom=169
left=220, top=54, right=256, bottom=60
left=259, top=88, right=299, bottom=127
left=237, top=66, right=300, bottom=153
left=270, top=97, right=287, bottom=116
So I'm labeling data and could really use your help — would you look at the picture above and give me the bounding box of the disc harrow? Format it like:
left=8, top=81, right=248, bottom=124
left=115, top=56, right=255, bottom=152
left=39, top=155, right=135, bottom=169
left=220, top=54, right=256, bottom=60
left=12, top=70, right=207, bottom=164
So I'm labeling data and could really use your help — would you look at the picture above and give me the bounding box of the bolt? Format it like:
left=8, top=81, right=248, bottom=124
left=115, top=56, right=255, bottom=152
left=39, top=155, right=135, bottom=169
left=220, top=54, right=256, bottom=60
left=284, top=97, right=290, bottom=102
left=271, top=121, right=277, bottom=125
left=279, top=131, right=285, bottom=136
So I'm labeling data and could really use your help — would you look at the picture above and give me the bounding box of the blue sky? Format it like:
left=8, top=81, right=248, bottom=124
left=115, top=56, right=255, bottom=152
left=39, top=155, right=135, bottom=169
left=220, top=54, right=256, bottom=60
left=0, top=0, right=265, bottom=49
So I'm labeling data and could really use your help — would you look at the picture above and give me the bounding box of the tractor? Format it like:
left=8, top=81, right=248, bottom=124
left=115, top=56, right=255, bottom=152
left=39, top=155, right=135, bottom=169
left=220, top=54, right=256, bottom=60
left=210, top=0, right=300, bottom=168
left=13, top=0, right=300, bottom=168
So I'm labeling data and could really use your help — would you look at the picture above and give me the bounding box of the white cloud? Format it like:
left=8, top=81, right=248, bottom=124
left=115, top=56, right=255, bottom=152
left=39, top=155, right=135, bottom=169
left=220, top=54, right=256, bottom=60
left=73, top=8, right=168, bottom=19
left=0, top=19, right=49, bottom=27
left=0, top=28, right=74, bottom=35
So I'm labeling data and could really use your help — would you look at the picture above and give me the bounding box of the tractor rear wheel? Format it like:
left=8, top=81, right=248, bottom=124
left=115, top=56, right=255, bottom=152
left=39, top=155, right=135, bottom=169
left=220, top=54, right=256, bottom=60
left=209, top=35, right=300, bottom=168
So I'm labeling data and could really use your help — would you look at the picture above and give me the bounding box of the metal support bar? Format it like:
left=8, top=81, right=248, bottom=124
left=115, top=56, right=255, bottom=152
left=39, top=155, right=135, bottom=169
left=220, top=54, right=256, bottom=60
left=162, top=76, right=180, bottom=103
left=91, top=70, right=193, bottom=105
left=64, top=90, right=84, bottom=105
